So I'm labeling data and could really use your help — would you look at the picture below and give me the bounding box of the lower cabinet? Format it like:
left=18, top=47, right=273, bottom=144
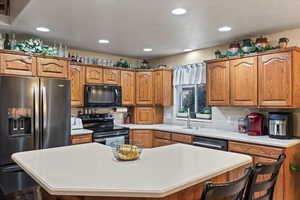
left=228, top=141, right=284, bottom=200
left=71, top=134, right=92, bottom=145
left=153, top=131, right=193, bottom=147
left=130, top=130, right=153, bottom=148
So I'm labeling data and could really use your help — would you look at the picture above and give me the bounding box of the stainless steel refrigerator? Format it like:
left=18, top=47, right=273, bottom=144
left=0, top=76, right=71, bottom=196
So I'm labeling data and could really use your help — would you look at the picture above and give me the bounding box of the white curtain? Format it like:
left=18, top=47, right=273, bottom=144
left=173, top=63, right=206, bottom=86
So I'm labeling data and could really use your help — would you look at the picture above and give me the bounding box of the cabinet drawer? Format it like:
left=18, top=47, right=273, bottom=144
left=172, top=133, right=193, bottom=144
left=154, top=131, right=171, bottom=140
left=71, top=134, right=92, bottom=145
left=229, top=141, right=283, bottom=159
left=153, top=138, right=172, bottom=147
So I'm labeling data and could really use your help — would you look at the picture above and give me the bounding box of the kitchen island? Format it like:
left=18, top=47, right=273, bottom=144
left=12, top=143, right=252, bottom=200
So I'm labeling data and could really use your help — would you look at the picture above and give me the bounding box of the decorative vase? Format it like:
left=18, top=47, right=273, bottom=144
left=279, top=37, right=289, bottom=48
left=255, top=36, right=268, bottom=50
left=241, top=39, right=254, bottom=53
left=214, top=50, right=222, bottom=58
left=228, top=41, right=240, bottom=55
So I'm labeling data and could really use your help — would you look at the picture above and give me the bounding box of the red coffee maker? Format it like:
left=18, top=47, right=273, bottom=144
left=246, top=113, right=265, bottom=136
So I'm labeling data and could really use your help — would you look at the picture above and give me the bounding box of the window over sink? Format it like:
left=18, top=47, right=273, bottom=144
left=176, top=84, right=211, bottom=120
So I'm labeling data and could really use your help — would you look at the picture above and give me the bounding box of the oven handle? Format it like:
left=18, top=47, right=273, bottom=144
left=192, top=141, right=223, bottom=150
left=93, top=132, right=129, bottom=139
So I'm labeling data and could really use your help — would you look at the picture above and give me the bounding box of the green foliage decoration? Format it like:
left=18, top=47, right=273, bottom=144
left=15, top=39, right=58, bottom=56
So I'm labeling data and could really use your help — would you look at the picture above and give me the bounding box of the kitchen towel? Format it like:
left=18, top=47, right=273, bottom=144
left=105, top=136, right=125, bottom=147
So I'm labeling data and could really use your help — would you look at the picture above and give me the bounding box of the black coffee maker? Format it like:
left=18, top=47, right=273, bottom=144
left=268, top=112, right=293, bottom=139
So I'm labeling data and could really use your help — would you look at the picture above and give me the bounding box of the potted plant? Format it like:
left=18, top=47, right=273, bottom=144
left=279, top=37, right=289, bottom=48
left=196, top=107, right=212, bottom=119
left=177, top=108, right=187, bottom=118
left=214, top=50, right=222, bottom=58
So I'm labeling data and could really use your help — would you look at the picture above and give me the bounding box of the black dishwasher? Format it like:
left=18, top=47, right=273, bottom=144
left=192, top=136, right=228, bottom=151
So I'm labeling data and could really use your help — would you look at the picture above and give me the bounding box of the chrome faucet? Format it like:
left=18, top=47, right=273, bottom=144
left=187, top=108, right=192, bottom=129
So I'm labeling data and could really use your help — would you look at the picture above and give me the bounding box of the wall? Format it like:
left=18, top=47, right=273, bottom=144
left=149, top=27, right=300, bottom=132
left=69, top=48, right=142, bottom=65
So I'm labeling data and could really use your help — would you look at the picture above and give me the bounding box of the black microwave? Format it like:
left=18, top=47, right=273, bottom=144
left=85, top=85, right=122, bottom=107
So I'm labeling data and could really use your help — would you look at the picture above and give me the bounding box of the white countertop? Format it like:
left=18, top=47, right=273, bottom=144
left=120, top=124, right=300, bottom=148
left=71, top=129, right=93, bottom=136
left=12, top=143, right=251, bottom=198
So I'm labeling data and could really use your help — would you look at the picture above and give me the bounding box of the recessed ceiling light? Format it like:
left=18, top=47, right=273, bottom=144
left=36, top=27, right=50, bottom=32
left=143, top=48, right=153, bottom=52
left=171, top=8, right=187, bottom=16
left=218, top=26, right=232, bottom=32
left=99, top=39, right=110, bottom=44
left=184, top=49, right=192, bottom=52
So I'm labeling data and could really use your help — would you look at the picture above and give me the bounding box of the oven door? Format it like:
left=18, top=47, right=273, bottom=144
left=85, top=85, right=121, bottom=107
left=93, top=130, right=129, bottom=146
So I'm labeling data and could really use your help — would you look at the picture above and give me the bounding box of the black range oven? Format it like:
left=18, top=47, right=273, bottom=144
left=79, top=113, right=129, bottom=146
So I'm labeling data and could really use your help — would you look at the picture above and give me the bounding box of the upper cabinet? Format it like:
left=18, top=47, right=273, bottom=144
left=258, top=52, right=292, bottom=107
left=37, top=57, right=69, bottom=78
left=136, top=71, right=154, bottom=105
left=207, top=61, right=230, bottom=106
left=206, top=47, right=300, bottom=108
left=230, top=57, right=258, bottom=106
left=154, top=70, right=173, bottom=106
left=70, top=65, right=85, bottom=107
left=103, top=68, right=120, bottom=85
left=121, top=70, right=135, bottom=105
left=0, top=53, right=37, bottom=76
left=85, top=66, right=103, bottom=84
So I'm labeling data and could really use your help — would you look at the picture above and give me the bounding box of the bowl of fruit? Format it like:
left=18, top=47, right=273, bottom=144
left=112, top=142, right=143, bottom=161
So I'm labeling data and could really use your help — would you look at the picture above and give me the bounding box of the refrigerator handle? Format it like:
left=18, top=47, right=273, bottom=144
left=34, top=86, right=40, bottom=149
left=42, top=86, right=47, bottom=148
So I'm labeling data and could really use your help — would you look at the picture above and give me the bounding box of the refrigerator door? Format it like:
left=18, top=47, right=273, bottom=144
left=40, top=78, right=71, bottom=149
left=0, top=164, right=36, bottom=195
left=0, top=76, right=39, bottom=166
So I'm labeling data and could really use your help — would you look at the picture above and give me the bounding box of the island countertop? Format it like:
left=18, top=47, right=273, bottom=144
left=12, top=143, right=252, bottom=198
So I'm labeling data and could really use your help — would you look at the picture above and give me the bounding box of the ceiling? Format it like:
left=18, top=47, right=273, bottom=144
left=2, top=0, right=300, bottom=59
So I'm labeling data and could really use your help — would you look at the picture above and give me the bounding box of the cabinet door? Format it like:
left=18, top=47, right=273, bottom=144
left=254, top=156, right=284, bottom=200
left=70, top=65, right=85, bottom=107
left=207, top=61, right=230, bottom=106
left=154, top=71, right=163, bottom=105
left=136, top=72, right=154, bottom=105
left=37, top=58, right=68, bottom=78
left=103, top=68, right=120, bottom=85
left=258, top=52, right=292, bottom=107
left=1, top=54, right=37, bottom=76
left=230, top=57, right=258, bottom=106
left=134, top=107, right=155, bottom=124
left=131, top=130, right=153, bottom=148
left=153, top=138, right=172, bottom=147
left=154, top=70, right=173, bottom=106
left=86, top=67, right=103, bottom=84
left=121, top=71, right=135, bottom=105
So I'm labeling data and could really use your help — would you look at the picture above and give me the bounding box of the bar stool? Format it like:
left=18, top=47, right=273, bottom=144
left=244, top=153, right=286, bottom=200
left=200, top=167, right=252, bottom=200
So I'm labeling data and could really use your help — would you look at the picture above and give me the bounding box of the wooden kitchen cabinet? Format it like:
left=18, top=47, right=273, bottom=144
left=228, top=141, right=285, bottom=200
left=70, top=65, right=85, bottom=107
left=85, top=66, right=103, bottom=84
left=121, top=70, right=135, bottom=105
left=258, top=52, right=292, bottom=107
left=71, top=134, right=92, bottom=145
left=103, top=68, right=120, bottom=85
left=132, top=106, right=163, bottom=124
left=37, top=57, right=69, bottom=78
left=230, top=57, right=258, bottom=106
left=154, top=69, right=173, bottom=106
left=153, top=138, right=172, bottom=147
left=136, top=71, right=154, bottom=105
left=0, top=53, right=37, bottom=76
left=206, top=61, right=230, bottom=106
left=130, top=130, right=153, bottom=148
